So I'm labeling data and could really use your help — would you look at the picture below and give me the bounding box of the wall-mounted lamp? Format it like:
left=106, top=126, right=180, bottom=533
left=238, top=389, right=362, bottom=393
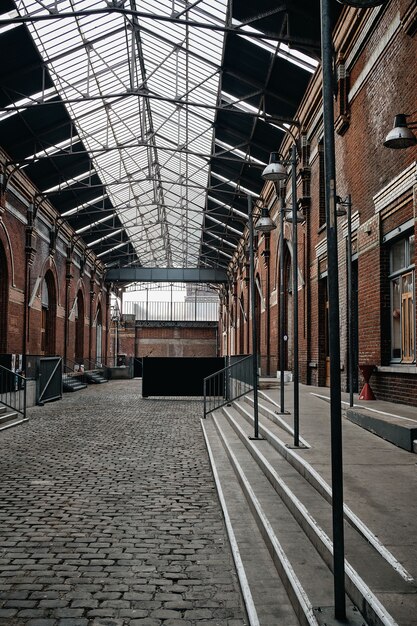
left=383, top=114, right=417, bottom=149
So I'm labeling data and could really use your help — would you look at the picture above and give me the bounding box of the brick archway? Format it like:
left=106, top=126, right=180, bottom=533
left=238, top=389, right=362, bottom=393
left=0, top=240, right=8, bottom=353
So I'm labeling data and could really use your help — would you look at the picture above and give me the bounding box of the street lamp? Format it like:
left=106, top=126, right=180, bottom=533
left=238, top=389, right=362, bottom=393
left=320, top=0, right=388, bottom=620
left=262, top=153, right=288, bottom=416
left=247, top=197, right=276, bottom=439
left=383, top=114, right=417, bottom=149
left=262, top=146, right=303, bottom=447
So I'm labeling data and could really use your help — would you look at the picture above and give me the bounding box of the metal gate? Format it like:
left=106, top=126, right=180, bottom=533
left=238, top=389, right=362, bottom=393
left=37, top=356, right=63, bottom=404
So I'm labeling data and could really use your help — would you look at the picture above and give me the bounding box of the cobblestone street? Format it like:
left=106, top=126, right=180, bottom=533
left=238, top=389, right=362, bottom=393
left=0, top=381, right=247, bottom=626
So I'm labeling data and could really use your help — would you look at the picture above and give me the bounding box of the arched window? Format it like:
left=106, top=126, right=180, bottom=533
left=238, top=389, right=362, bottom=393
left=0, top=241, right=8, bottom=353
left=96, top=303, right=103, bottom=364
left=41, top=271, right=57, bottom=355
left=389, top=233, right=415, bottom=363
left=239, top=295, right=245, bottom=355
left=75, top=290, right=85, bottom=363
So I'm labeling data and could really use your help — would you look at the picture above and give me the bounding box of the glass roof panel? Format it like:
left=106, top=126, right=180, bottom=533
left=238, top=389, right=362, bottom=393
left=15, top=0, right=228, bottom=267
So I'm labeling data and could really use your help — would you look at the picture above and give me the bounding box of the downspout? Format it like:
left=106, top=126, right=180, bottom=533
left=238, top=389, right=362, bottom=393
left=265, top=234, right=271, bottom=376
left=88, top=266, right=95, bottom=367
left=64, top=246, right=72, bottom=368
left=24, top=203, right=36, bottom=357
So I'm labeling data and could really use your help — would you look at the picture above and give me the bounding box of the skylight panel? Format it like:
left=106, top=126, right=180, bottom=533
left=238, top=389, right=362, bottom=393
left=15, top=0, right=228, bottom=267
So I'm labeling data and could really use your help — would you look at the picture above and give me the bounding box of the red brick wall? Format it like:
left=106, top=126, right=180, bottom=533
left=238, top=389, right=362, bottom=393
left=0, top=150, right=110, bottom=367
left=138, top=325, right=217, bottom=358
left=219, top=5, right=417, bottom=406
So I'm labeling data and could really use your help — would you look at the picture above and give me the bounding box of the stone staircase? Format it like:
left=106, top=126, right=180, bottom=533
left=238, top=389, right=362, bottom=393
left=201, top=392, right=416, bottom=626
left=62, top=374, right=88, bottom=393
left=84, top=370, right=108, bottom=385
left=0, top=403, right=28, bottom=431
left=63, top=369, right=107, bottom=393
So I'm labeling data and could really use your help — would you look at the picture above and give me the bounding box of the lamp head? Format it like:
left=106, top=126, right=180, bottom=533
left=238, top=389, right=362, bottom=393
left=335, top=196, right=347, bottom=217
left=285, top=209, right=304, bottom=224
left=262, top=152, right=287, bottom=182
left=254, top=207, right=277, bottom=233
left=383, top=114, right=417, bottom=149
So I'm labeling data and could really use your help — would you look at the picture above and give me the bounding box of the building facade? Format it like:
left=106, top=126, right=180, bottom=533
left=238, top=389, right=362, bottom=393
left=219, top=1, right=417, bottom=407
left=0, top=148, right=110, bottom=371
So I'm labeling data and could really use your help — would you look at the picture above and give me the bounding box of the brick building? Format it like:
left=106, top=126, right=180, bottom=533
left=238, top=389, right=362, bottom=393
left=0, top=148, right=110, bottom=370
left=219, top=1, right=417, bottom=407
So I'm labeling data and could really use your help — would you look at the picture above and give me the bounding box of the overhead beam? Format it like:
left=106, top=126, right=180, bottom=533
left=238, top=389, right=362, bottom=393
left=105, top=267, right=228, bottom=284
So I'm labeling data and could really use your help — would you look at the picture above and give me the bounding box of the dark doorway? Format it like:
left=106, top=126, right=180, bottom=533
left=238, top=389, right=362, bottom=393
left=351, top=260, right=359, bottom=392
left=75, top=290, right=85, bottom=363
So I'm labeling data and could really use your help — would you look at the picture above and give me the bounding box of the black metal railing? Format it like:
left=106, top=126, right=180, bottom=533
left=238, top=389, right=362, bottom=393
left=203, top=355, right=254, bottom=418
left=0, top=364, right=27, bottom=419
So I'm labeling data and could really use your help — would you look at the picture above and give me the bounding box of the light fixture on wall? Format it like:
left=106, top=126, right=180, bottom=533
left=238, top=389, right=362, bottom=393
left=383, top=114, right=417, bottom=149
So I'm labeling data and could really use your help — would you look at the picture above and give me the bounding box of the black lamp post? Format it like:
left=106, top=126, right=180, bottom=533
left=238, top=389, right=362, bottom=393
left=262, top=153, right=288, bottom=415
left=320, top=0, right=387, bottom=620
left=262, top=148, right=303, bottom=446
left=247, top=196, right=276, bottom=439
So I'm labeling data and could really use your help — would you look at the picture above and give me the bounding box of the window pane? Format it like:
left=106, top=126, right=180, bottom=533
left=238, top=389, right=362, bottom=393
left=391, top=277, right=401, bottom=359
left=409, top=234, right=415, bottom=266
left=402, top=272, right=413, bottom=294
left=391, top=239, right=406, bottom=273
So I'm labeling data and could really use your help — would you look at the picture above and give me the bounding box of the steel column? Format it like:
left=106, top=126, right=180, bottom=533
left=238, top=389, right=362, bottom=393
left=248, top=195, right=260, bottom=439
left=291, top=145, right=300, bottom=447
left=320, top=0, right=346, bottom=619
left=279, top=193, right=286, bottom=414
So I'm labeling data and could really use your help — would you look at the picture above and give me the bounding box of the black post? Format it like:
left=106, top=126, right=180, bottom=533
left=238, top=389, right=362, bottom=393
left=248, top=195, right=260, bottom=439
left=279, top=191, right=286, bottom=414
left=291, top=144, right=300, bottom=447
left=320, top=0, right=346, bottom=619
left=347, top=195, right=354, bottom=408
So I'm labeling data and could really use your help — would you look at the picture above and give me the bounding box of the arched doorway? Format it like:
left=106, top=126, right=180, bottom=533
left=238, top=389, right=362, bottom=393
left=96, top=303, right=103, bottom=364
left=41, top=271, right=57, bottom=355
left=0, top=241, right=8, bottom=353
left=239, top=295, right=245, bottom=354
left=75, top=290, right=84, bottom=363
left=318, top=277, right=329, bottom=387
left=283, top=245, right=292, bottom=373
left=254, top=273, right=262, bottom=370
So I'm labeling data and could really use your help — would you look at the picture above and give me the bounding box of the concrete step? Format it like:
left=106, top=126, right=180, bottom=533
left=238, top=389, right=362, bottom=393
left=201, top=416, right=301, bottom=626
left=0, top=406, right=28, bottom=431
left=203, top=393, right=415, bottom=626
left=63, top=377, right=88, bottom=392
left=346, top=406, right=417, bottom=453
left=85, top=371, right=108, bottom=384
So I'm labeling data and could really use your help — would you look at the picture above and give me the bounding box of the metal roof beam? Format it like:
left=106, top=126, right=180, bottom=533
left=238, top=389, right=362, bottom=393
left=105, top=267, right=228, bottom=283
left=0, top=9, right=321, bottom=50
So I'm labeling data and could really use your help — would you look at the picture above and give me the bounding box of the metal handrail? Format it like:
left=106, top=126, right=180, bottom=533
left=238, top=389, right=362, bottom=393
left=0, top=364, right=27, bottom=420
left=203, top=355, right=254, bottom=418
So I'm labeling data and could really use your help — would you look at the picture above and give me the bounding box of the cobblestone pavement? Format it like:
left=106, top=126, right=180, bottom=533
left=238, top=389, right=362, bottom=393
left=0, top=381, right=247, bottom=626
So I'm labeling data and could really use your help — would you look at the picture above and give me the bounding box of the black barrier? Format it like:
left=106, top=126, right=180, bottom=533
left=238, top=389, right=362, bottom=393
left=142, top=357, right=224, bottom=397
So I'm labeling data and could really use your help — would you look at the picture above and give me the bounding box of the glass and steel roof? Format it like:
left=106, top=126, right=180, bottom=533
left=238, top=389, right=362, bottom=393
left=0, top=1, right=336, bottom=271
